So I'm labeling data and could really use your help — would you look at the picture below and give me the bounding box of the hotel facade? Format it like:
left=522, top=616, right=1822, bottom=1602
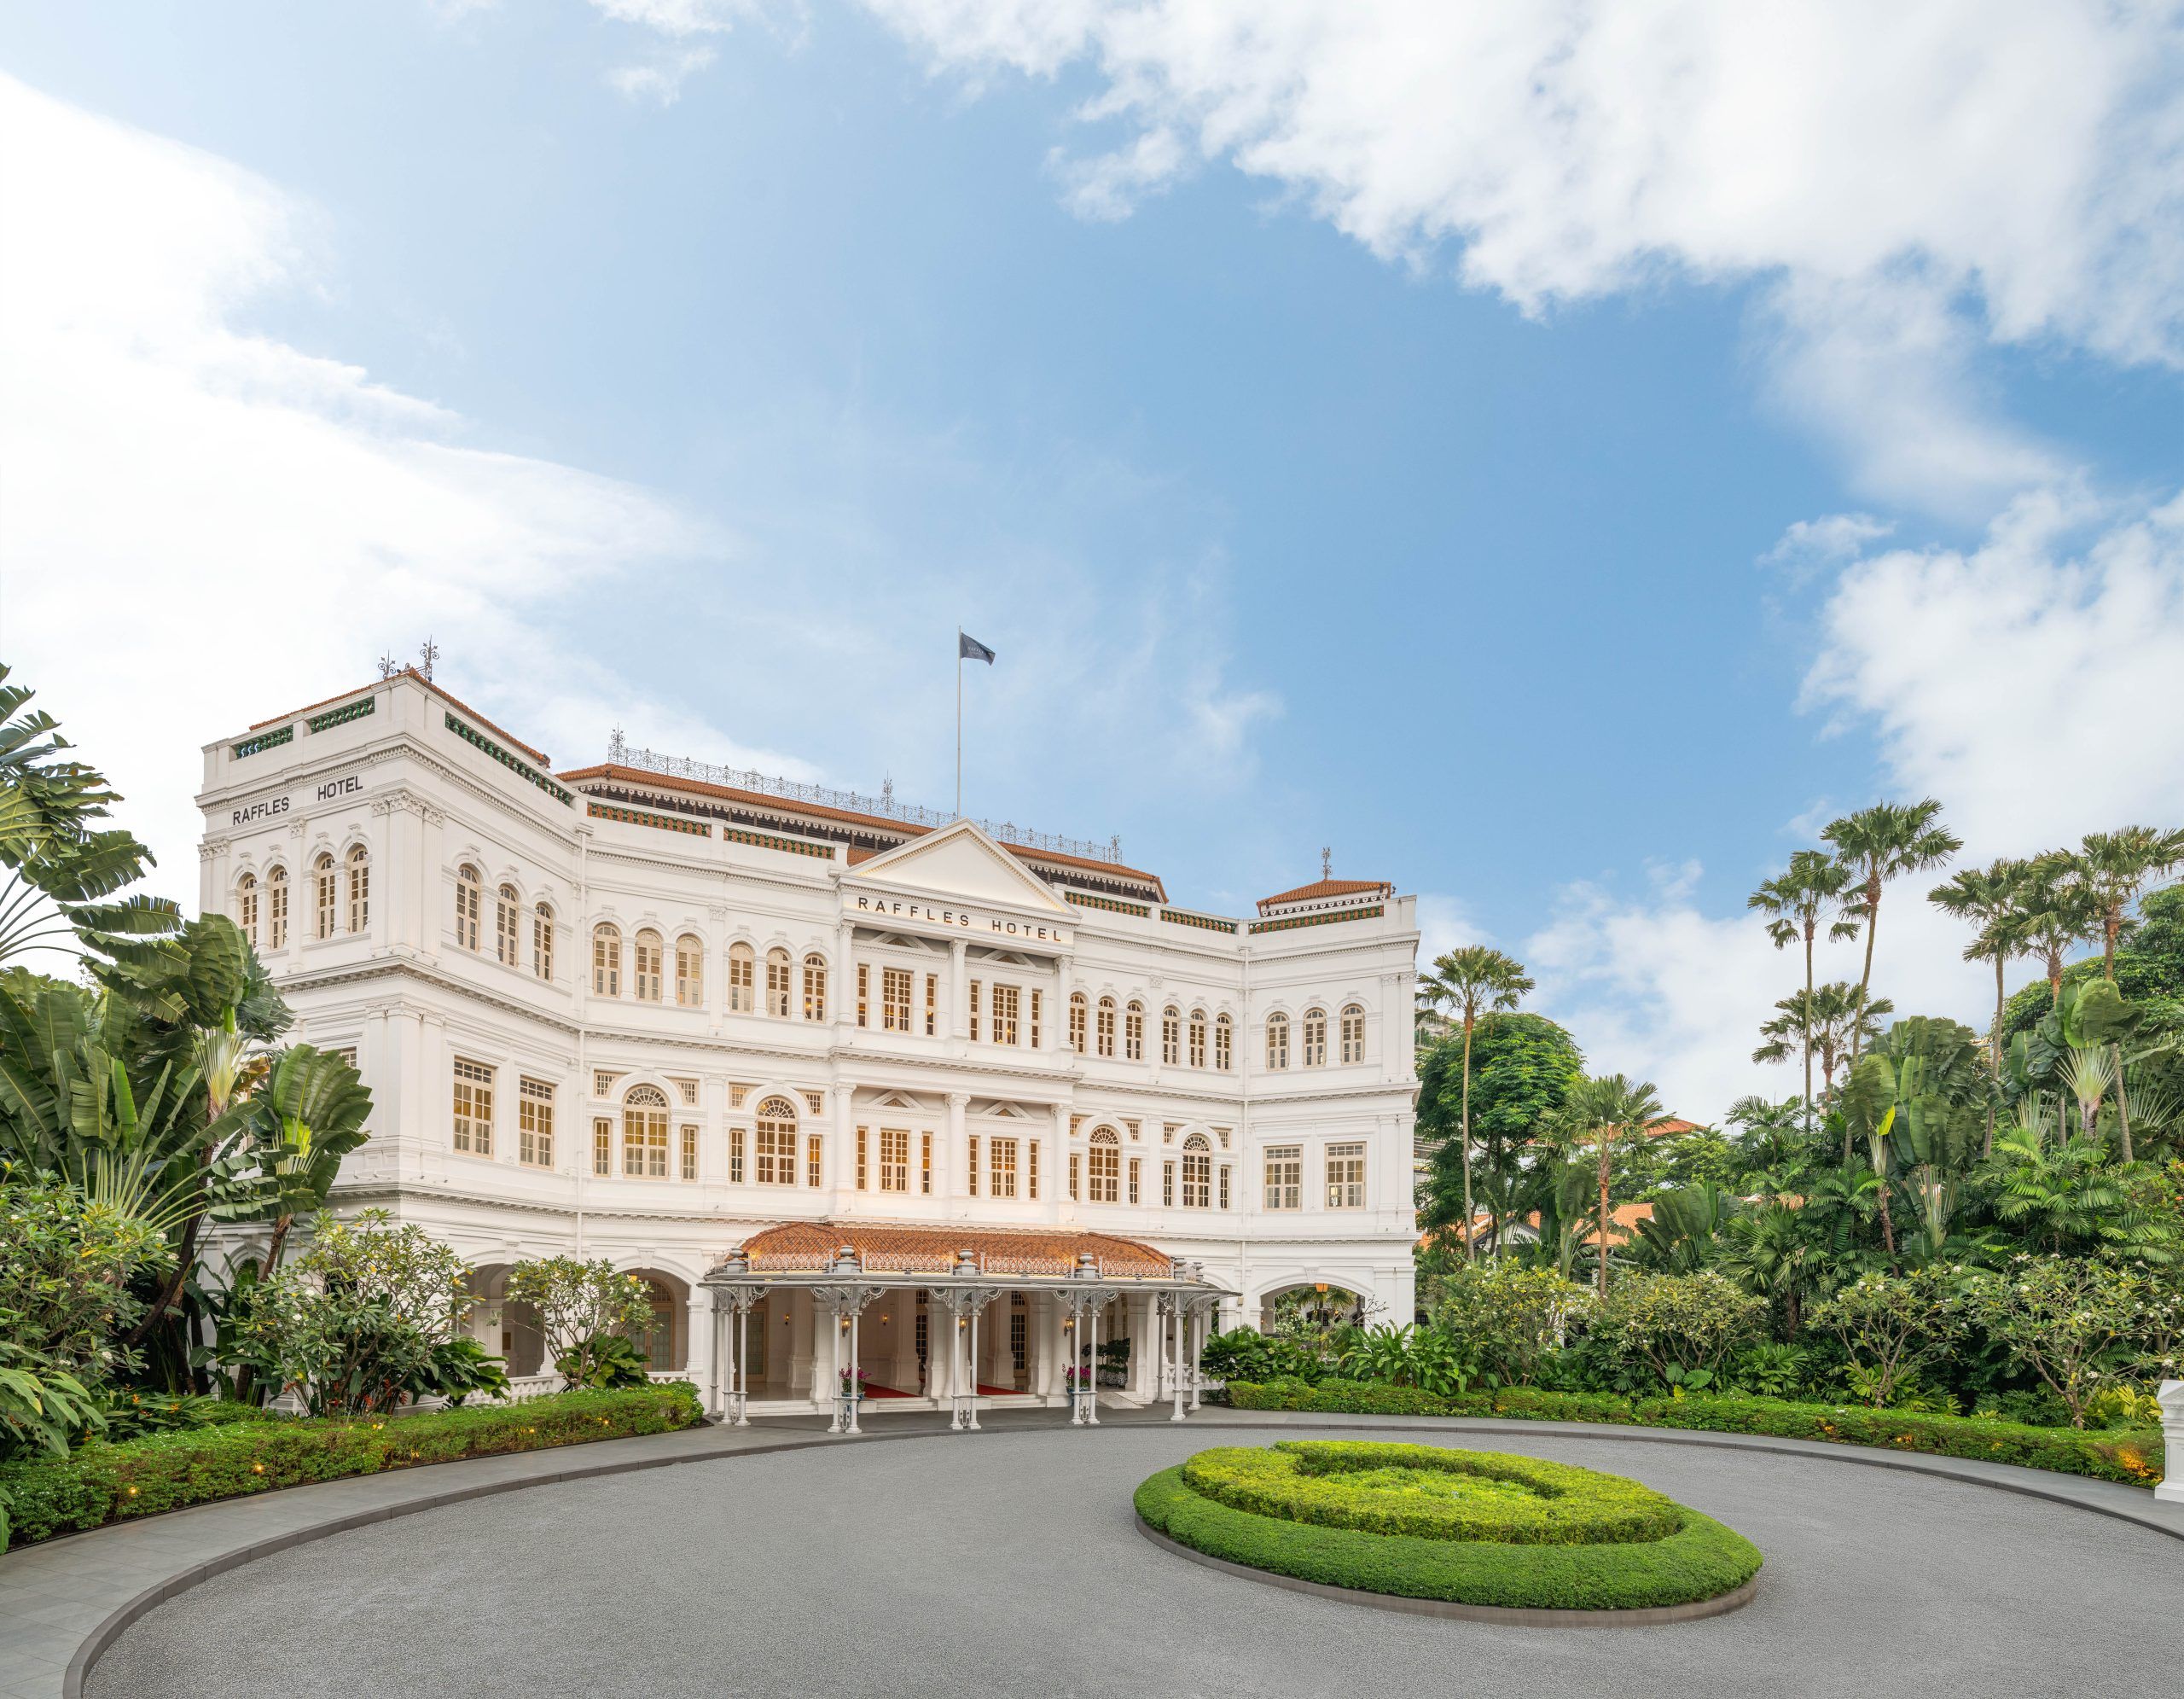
left=198, top=670, right=1420, bottom=1417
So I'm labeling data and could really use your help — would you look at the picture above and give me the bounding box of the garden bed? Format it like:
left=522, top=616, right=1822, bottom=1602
left=1222, top=1380, right=2166, bottom=1487
left=1136, top=1440, right=1762, bottom=1614
left=0, top=1383, right=701, bottom=1549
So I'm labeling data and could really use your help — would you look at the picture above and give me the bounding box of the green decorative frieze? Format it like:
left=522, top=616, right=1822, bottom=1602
left=1068, top=891, right=1152, bottom=918
left=307, top=696, right=376, bottom=733
left=231, top=724, right=294, bottom=759
left=588, top=801, right=711, bottom=837
left=1248, top=904, right=1385, bottom=935
left=444, top=713, right=572, bottom=804
left=1162, top=908, right=1240, bottom=934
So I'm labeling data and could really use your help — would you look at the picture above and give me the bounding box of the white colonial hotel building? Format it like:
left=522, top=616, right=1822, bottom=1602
left=198, top=669, right=1419, bottom=1417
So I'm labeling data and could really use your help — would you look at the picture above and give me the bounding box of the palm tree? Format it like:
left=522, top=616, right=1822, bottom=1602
left=2013, top=853, right=2102, bottom=1006
left=1718, top=1202, right=1822, bottom=1333
left=1931, top=858, right=2030, bottom=1155
left=1822, top=800, right=1962, bottom=1069
left=1748, top=850, right=1860, bottom=1129
left=1840, top=1054, right=1901, bottom=1259
left=1416, top=946, right=1534, bottom=1262
left=2074, top=827, right=2184, bottom=1161
left=1554, top=1072, right=1665, bottom=1299
left=1753, top=981, right=1894, bottom=1114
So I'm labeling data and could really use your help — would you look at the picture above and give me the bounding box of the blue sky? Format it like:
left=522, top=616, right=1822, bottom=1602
left=5, top=3, right=2182, bottom=1116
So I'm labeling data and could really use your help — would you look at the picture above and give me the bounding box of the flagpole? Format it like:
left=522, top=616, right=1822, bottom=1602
left=956, top=628, right=963, bottom=818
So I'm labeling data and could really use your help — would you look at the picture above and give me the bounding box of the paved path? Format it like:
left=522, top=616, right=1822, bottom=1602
left=17, top=1411, right=2170, bottom=1699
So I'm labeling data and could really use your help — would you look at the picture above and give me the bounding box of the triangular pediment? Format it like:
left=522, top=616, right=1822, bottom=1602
left=850, top=819, right=1072, bottom=916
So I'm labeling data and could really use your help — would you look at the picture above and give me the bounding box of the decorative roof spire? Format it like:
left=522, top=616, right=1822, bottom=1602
left=1321, top=845, right=1332, bottom=879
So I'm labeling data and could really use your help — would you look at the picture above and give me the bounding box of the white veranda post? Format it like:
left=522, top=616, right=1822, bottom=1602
left=1169, top=1295, right=1188, bottom=1423
left=932, top=1258, right=1000, bottom=1434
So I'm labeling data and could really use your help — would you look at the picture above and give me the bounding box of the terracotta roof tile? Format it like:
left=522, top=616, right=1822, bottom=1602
left=737, top=1220, right=1175, bottom=1278
left=1256, top=877, right=1393, bottom=914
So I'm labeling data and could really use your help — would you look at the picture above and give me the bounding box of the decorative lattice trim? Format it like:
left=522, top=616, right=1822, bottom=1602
left=1248, top=904, right=1386, bottom=935
left=232, top=724, right=294, bottom=759
left=1162, top=908, right=1239, bottom=934
left=306, top=697, right=375, bottom=733
left=588, top=800, right=710, bottom=837
left=1068, top=890, right=1152, bottom=918
left=720, top=823, right=834, bottom=860
left=445, top=713, right=573, bottom=803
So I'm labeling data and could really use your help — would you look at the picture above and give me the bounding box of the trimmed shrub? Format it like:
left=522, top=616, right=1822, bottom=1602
left=0, top=1383, right=701, bottom=1549
left=1222, top=1379, right=2165, bottom=1487
left=1136, top=1461, right=1761, bottom=1611
left=1181, top=1441, right=1682, bottom=1545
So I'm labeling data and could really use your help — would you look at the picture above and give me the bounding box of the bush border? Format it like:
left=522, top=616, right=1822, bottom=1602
left=1221, top=1380, right=2166, bottom=1487
left=1135, top=1462, right=1763, bottom=1614
left=1, top=1384, right=702, bottom=1549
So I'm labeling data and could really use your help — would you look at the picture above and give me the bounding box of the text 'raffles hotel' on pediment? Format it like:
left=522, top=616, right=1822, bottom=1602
left=195, top=667, right=1420, bottom=1414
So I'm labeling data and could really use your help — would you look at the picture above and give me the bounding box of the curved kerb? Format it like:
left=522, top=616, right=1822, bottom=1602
left=1133, top=1513, right=1760, bottom=1625
left=55, top=1415, right=2181, bottom=1696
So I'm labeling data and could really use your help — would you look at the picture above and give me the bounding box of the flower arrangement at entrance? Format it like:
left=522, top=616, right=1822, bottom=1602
left=1135, top=1441, right=1761, bottom=1614
left=839, top=1368, right=871, bottom=1399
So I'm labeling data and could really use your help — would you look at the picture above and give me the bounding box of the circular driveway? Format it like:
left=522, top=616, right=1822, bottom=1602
left=89, top=1422, right=2178, bottom=1697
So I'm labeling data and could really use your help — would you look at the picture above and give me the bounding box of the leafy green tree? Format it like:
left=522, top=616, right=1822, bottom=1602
left=1554, top=1073, right=1665, bottom=1299
left=1879, top=1017, right=1989, bottom=1253
left=1840, top=1054, right=1903, bottom=1257
left=1966, top=1257, right=2147, bottom=1428
left=1749, top=849, right=1860, bottom=1126
left=1931, top=857, right=2030, bottom=1151
left=1589, top=1271, right=1766, bottom=1390
left=1822, top=799, right=1962, bottom=1070
left=505, top=1256, right=657, bottom=1385
left=1753, top=981, right=1893, bottom=1100
left=1808, top=1267, right=1967, bottom=1407
left=0, top=666, right=182, bottom=980
left=211, top=1044, right=373, bottom=1274
left=1424, top=1261, right=1592, bottom=1386
left=1717, top=1201, right=1827, bottom=1333
left=1414, top=947, right=1534, bottom=1261
left=1416, top=1012, right=1582, bottom=1251
left=1628, top=1183, right=1740, bottom=1273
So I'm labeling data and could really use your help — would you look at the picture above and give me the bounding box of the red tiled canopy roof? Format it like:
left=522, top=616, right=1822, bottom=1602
left=738, top=1220, right=1176, bottom=1278
left=1256, top=877, right=1393, bottom=914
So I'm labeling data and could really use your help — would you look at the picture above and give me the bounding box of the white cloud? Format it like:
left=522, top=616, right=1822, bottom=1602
left=607, top=44, right=721, bottom=103
left=1414, top=893, right=1489, bottom=970
left=1804, top=486, right=2184, bottom=852
left=0, top=73, right=792, bottom=905
left=830, top=0, right=2184, bottom=513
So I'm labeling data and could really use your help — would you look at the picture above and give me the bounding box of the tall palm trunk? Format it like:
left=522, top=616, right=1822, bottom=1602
left=1987, top=954, right=2003, bottom=1159
left=1596, top=1138, right=1613, bottom=1301
left=1460, top=1011, right=1476, bottom=1264
left=1801, top=918, right=1816, bottom=1132
left=1849, top=870, right=1881, bottom=1068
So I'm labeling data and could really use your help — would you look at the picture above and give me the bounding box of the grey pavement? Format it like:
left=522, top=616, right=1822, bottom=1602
left=45, top=1411, right=2182, bottom=1699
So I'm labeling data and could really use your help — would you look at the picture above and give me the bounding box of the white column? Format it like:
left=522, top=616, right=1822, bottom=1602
left=2158, top=1382, right=2184, bottom=1503
left=948, top=1092, right=970, bottom=1197
left=831, top=1084, right=856, bottom=1202
left=1188, top=1306, right=1204, bottom=1411
left=950, top=939, right=970, bottom=1045
left=1052, top=1100, right=1072, bottom=1222
left=1085, top=1296, right=1101, bottom=1427
left=966, top=1306, right=983, bottom=1430
left=1169, top=1296, right=1187, bottom=1422
left=706, top=1300, right=724, bottom=1417
left=685, top=1295, right=712, bottom=1393
left=1051, top=951, right=1073, bottom=1056
left=735, top=1303, right=752, bottom=1424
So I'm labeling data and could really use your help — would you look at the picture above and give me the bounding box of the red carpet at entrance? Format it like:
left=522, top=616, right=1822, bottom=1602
left=862, top=1383, right=1022, bottom=1398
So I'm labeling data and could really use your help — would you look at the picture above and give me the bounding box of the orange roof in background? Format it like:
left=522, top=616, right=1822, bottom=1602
left=248, top=669, right=554, bottom=766
left=737, top=1220, right=1175, bottom=1278
left=1422, top=1201, right=1657, bottom=1253
left=1257, top=877, right=1393, bottom=914
left=561, top=762, right=1169, bottom=898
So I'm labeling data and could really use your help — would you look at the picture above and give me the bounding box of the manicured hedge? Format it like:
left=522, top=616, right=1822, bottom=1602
left=1136, top=1462, right=1763, bottom=1611
left=1182, top=1441, right=1683, bottom=1545
left=0, top=1384, right=702, bottom=1549
left=1222, top=1380, right=2167, bottom=1487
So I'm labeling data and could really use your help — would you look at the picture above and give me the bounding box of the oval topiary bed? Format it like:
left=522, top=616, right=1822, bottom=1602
left=1135, top=1441, right=1762, bottom=1620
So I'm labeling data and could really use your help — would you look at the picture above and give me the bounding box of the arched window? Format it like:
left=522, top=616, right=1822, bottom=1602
left=1125, top=1000, right=1145, bottom=1062
left=592, top=923, right=621, bottom=997
left=628, top=1276, right=678, bottom=1371
left=497, top=885, right=520, bottom=967
left=1340, top=1004, right=1367, bottom=1064
left=802, top=953, right=828, bottom=1021
left=755, top=1096, right=798, bottom=1184
left=633, top=929, right=665, bottom=1001
left=1188, top=1009, right=1207, bottom=1068
left=235, top=872, right=258, bottom=945
left=673, top=934, right=704, bottom=1007
left=1096, top=996, right=1116, bottom=1058
left=453, top=864, right=481, bottom=952
left=765, top=948, right=793, bottom=1017
left=728, top=943, right=755, bottom=1014
left=533, top=903, right=555, bottom=980
left=622, top=1085, right=670, bottom=1178
left=312, top=853, right=337, bottom=941
left=1161, top=1006, right=1181, bottom=1066
left=1265, top=1011, right=1290, bottom=1070
left=1181, top=1132, right=1212, bottom=1208
left=265, top=865, right=289, bottom=950
left=1215, top=1012, right=1234, bottom=1071
left=1068, top=992, right=1088, bottom=1056
left=1302, top=1008, right=1327, bottom=1068
left=1086, top=1126, right=1120, bottom=1203
left=346, top=845, right=369, bottom=934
